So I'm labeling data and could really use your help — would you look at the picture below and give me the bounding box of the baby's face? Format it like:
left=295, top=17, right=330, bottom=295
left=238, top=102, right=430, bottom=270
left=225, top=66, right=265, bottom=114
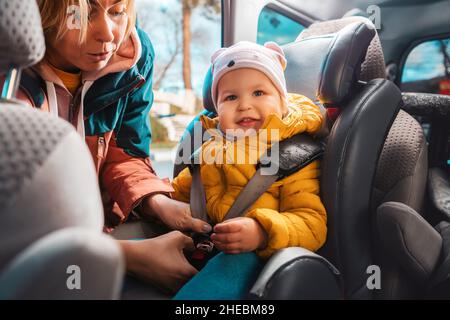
left=216, top=68, right=288, bottom=133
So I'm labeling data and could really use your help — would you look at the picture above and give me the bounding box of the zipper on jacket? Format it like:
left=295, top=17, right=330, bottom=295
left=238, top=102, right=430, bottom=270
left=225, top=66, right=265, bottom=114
left=98, top=135, right=106, bottom=158
left=69, top=88, right=82, bottom=125
left=69, top=99, right=75, bottom=124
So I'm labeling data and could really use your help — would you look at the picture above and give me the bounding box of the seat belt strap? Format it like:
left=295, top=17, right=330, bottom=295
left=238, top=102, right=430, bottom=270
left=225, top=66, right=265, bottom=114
left=190, top=164, right=279, bottom=222
left=189, top=133, right=325, bottom=223
left=223, top=169, right=278, bottom=220
left=189, top=153, right=210, bottom=223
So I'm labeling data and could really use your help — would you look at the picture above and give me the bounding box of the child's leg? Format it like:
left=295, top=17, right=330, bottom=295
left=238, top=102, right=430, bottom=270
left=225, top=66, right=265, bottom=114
left=174, top=252, right=264, bottom=300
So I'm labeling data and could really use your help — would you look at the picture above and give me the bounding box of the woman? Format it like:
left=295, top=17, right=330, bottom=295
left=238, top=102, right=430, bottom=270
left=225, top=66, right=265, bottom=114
left=10, top=0, right=211, bottom=293
left=25, top=0, right=210, bottom=230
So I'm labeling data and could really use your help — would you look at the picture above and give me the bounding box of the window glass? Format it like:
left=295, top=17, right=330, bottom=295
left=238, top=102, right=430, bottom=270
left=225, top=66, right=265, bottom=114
left=135, top=0, right=221, bottom=178
left=401, top=39, right=450, bottom=94
left=257, top=6, right=305, bottom=45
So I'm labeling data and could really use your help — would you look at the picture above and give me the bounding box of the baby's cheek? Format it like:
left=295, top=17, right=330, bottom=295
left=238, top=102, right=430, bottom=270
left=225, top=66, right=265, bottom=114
left=218, top=115, right=236, bottom=131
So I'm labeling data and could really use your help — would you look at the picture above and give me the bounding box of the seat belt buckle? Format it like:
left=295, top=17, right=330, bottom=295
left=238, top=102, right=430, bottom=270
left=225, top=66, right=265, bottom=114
left=196, top=239, right=214, bottom=252
left=193, top=232, right=214, bottom=253
left=186, top=232, right=217, bottom=270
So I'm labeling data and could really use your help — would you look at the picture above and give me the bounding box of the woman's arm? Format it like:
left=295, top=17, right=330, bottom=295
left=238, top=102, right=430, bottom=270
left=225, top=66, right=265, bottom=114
left=119, top=231, right=198, bottom=293
left=100, top=135, right=175, bottom=221
left=133, top=167, right=211, bottom=234
left=100, top=31, right=175, bottom=222
left=140, top=193, right=212, bottom=234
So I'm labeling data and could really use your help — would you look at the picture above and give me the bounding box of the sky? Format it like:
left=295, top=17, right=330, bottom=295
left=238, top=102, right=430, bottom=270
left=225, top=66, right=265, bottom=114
left=135, top=0, right=222, bottom=97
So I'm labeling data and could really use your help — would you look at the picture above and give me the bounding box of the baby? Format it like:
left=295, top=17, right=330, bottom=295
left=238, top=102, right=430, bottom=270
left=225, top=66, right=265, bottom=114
left=172, top=41, right=327, bottom=299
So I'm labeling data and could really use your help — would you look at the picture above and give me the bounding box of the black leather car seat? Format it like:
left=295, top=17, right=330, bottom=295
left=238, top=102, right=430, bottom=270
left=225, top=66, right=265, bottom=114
left=297, top=17, right=428, bottom=299
left=174, top=19, right=400, bottom=300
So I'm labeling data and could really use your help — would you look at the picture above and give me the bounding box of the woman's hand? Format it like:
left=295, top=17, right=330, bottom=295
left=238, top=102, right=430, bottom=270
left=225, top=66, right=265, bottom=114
left=140, top=194, right=212, bottom=234
left=211, top=217, right=268, bottom=254
left=119, top=231, right=198, bottom=293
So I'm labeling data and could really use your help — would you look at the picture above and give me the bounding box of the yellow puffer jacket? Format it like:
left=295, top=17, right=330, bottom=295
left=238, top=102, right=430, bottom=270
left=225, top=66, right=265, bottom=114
left=172, top=94, right=327, bottom=258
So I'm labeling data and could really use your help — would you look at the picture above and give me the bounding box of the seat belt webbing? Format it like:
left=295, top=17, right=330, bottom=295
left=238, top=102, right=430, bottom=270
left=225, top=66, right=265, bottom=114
left=223, top=169, right=278, bottom=220
left=190, top=163, right=278, bottom=223
left=190, top=159, right=210, bottom=223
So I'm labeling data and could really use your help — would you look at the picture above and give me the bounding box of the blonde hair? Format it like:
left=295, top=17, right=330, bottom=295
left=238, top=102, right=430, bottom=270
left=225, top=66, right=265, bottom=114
left=37, top=0, right=136, bottom=44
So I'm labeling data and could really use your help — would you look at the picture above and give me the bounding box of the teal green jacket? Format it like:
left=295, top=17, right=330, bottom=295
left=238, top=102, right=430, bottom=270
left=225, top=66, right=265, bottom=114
left=16, top=27, right=174, bottom=227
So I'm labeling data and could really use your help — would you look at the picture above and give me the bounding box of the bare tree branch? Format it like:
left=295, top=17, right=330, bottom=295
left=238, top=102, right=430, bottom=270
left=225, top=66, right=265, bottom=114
left=153, top=12, right=182, bottom=89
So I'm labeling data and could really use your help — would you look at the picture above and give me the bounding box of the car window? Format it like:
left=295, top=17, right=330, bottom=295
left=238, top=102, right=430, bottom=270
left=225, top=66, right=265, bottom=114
left=401, top=39, right=450, bottom=94
left=135, top=0, right=221, bottom=179
left=257, top=6, right=306, bottom=45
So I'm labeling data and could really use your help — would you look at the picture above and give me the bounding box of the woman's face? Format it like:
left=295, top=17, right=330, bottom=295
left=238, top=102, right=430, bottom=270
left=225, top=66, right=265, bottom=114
left=47, top=0, right=129, bottom=72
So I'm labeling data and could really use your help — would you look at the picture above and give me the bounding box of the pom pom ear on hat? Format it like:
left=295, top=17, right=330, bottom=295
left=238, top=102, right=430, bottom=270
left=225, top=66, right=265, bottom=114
left=211, top=47, right=227, bottom=72
left=264, top=41, right=287, bottom=70
left=211, top=47, right=227, bottom=63
left=211, top=41, right=287, bottom=72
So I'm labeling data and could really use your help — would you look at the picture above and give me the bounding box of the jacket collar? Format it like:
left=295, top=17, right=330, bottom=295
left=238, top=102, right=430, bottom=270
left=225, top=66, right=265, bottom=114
left=82, top=28, right=142, bottom=82
left=198, top=93, right=324, bottom=166
left=32, top=28, right=144, bottom=117
left=34, top=28, right=141, bottom=85
left=83, top=27, right=145, bottom=117
left=83, top=69, right=144, bottom=118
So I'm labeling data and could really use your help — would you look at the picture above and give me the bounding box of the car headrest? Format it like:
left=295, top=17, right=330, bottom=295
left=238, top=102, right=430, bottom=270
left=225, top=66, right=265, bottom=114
left=297, top=17, right=386, bottom=82
left=283, top=21, right=376, bottom=106
left=203, top=20, right=376, bottom=111
left=0, top=103, right=104, bottom=270
left=202, top=67, right=215, bottom=113
left=0, top=0, right=45, bottom=73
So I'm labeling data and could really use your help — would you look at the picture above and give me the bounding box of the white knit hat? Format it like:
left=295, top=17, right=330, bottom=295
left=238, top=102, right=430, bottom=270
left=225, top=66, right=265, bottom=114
left=210, top=41, right=288, bottom=110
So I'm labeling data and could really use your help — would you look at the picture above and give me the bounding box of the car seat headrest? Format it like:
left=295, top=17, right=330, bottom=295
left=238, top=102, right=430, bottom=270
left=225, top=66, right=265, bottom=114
left=0, top=104, right=104, bottom=270
left=283, top=20, right=376, bottom=106
left=202, top=20, right=376, bottom=112
left=297, top=16, right=386, bottom=82
left=0, top=0, right=46, bottom=74
left=202, top=68, right=215, bottom=113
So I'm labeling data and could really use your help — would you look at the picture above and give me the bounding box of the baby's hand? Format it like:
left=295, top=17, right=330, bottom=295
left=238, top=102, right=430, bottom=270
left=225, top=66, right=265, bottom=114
left=141, top=194, right=212, bottom=234
left=211, top=217, right=268, bottom=254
